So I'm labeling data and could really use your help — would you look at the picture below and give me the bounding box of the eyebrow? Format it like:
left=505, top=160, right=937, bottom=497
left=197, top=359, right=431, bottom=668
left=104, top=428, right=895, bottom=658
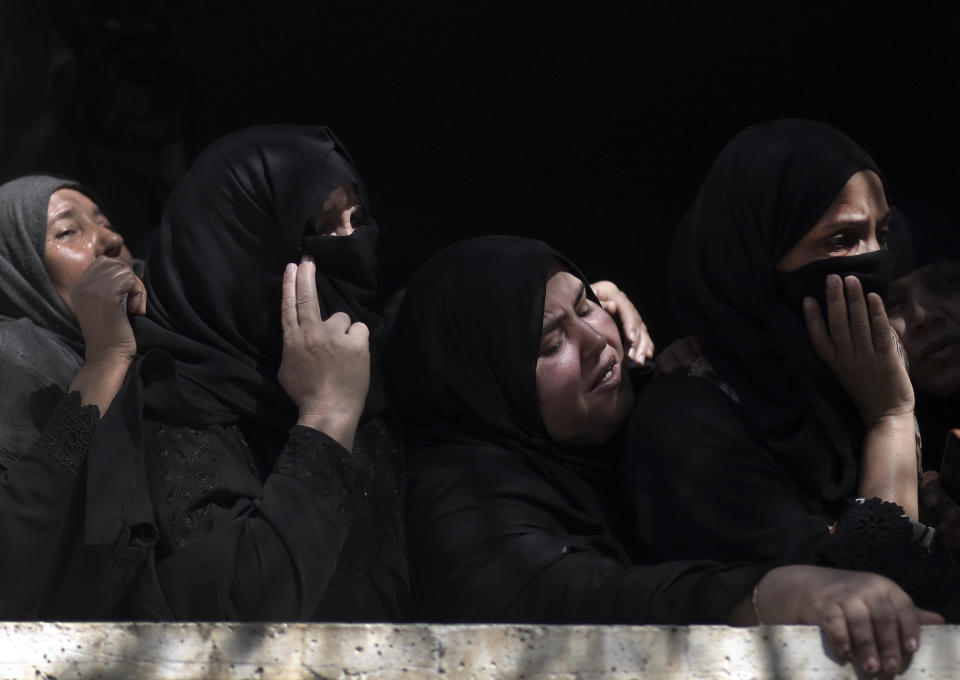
left=49, top=208, right=76, bottom=222
left=540, top=282, right=586, bottom=337
left=817, top=209, right=893, bottom=232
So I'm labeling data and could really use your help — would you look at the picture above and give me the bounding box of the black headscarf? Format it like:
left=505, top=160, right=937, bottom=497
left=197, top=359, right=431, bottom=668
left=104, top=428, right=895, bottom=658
left=389, top=235, right=612, bottom=477
left=389, top=236, right=765, bottom=623
left=85, top=125, right=386, bottom=551
left=891, top=195, right=960, bottom=467
left=669, top=119, right=894, bottom=502
left=131, top=124, right=385, bottom=433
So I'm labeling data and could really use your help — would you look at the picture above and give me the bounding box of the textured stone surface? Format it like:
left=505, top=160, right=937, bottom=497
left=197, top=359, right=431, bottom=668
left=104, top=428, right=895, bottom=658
left=0, top=623, right=958, bottom=679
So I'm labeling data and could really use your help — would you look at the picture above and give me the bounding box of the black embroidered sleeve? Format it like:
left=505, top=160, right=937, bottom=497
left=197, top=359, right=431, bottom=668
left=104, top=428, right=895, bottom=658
left=273, top=425, right=362, bottom=515
left=822, top=497, right=960, bottom=618
left=32, top=390, right=100, bottom=476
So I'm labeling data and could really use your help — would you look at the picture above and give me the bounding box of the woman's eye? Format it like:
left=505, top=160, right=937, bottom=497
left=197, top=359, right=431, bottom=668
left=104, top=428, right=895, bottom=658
left=577, top=302, right=594, bottom=318
left=884, top=297, right=902, bottom=315
left=55, top=228, right=77, bottom=239
left=827, top=232, right=858, bottom=252
left=540, top=336, right=562, bottom=357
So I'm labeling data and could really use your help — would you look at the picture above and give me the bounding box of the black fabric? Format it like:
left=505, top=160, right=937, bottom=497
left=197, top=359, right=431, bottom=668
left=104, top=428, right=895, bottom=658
left=0, top=392, right=99, bottom=619
left=667, top=118, right=888, bottom=503
left=389, top=236, right=769, bottom=623
left=73, top=125, right=408, bottom=620
left=891, top=198, right=960, bottom=468
left=626, top=369, right=960, bottom=620
left=626, top=372, right=835, bottom=567
left=129, top=124, right=386, bottom=433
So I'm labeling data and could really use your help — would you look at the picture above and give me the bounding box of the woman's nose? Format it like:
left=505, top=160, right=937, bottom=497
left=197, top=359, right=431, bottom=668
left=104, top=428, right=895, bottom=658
left=99, top=226, right=125, bottom=258
left=577, top=318, right=606, bottom=359
left=332, top=207, right=358, bottom=237
left=906, top=297, right=942, bottom=334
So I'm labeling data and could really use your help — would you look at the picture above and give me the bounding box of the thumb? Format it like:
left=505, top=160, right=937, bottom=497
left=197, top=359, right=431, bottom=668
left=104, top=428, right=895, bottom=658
left=917, top=609, right=946, bottom=625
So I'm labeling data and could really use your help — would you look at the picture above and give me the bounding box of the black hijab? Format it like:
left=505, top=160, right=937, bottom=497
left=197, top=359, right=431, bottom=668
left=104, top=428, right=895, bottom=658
left=389, top=236, right=647, bottom=616
left=892, top=196, right=960, bottom=466
left=388, top=235, right=613, bottom=474
left=131, top=124, right=385, bottom=433
left=669, top=119, right=894, bottom=502
left=85, top=125, right=386, bottom=552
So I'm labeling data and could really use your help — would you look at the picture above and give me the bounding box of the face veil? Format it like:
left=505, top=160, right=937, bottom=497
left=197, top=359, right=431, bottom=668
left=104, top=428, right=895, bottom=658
left=668, top=119, right=893, bottom=501
left=132, top=125, right=387, bottom=433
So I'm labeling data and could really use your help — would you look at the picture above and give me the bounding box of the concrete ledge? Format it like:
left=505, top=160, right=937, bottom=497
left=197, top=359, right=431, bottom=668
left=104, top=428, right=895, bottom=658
left=1, top=622, right=958, bottom=679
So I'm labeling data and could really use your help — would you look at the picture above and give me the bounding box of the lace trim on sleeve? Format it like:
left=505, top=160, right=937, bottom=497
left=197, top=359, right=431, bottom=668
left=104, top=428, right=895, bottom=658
left=273, top=425, right=362, bottom=516
left=33, top=390, right=99, bottom=476
left=822, top=497, right=960, bottom=614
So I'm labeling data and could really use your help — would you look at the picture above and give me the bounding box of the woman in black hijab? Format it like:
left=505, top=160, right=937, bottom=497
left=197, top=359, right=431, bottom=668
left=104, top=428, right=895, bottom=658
left=623, top=120, right=957, bottom=627
left=885, top=198, right=960, bottom=547
left=0, top=175, right=147, bottom=618
left=388, top=235, right=940, bottom=672
left=886, top=199, right=960, bottom=469
left=43, top=125, right=409, bottom=620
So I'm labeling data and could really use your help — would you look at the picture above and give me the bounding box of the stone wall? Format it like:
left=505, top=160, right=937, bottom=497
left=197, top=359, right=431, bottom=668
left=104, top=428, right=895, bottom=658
left=1, top=623, right=957, bottom=679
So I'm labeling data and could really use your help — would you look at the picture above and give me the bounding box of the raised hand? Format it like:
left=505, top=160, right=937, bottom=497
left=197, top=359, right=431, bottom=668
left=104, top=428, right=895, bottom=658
left=591, top=280, right=654, bottom=364
left=803, top=274, right=915, bottom=427
left=278, top=257, right=370, bottom=450
left=70, top=255, right=146, bottom=365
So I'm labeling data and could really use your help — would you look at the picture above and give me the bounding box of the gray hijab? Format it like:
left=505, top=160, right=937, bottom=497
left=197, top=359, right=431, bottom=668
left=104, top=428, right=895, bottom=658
left=0, top=175, right=89, bottom=467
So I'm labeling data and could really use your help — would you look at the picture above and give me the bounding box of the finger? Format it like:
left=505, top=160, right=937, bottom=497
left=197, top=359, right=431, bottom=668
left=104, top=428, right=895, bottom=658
left=917, top=609, right=945, bottom=626
left=866, top=292, right=895, bottom=357
left=825, top=274, right=853, bottom=356
left=126, top=275, right=148, bottom=316
left=888, top=588, right=922, bottom=657
left=844, top=276, right=872, bottom=357
left=347, top=320, right=370, bottom=340
left=618, top=302, right=642, bottom=346
left=281, top=263, right=299, bottom=333
left=842, top=598, right=882, bottom=675
left=803, top=297, right=835, bottom=364
left=865, top=593, right=903, bottom=675
left=295, top=259, right=321, bottom=325
left=323, top=311, right=352, bottom=333
left=820, top=602, right=853, bottom=661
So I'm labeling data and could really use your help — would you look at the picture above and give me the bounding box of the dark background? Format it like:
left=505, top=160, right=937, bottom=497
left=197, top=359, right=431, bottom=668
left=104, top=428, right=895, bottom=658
left=2, top=2, right=957, bottom=341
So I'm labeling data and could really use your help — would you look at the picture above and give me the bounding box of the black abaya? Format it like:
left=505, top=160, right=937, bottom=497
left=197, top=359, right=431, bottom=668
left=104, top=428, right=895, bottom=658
left=389, top=236, right=769, bottom=623
left=61, top=126, right=408, bottom=620
left=624, top=120, right=960, bottom=618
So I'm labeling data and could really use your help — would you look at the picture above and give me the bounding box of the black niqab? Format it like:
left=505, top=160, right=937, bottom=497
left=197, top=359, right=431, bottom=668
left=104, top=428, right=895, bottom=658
left=669, top=119, right=891, bottom=502
left=132, top=124, right=385, bottom=433
left=76, top=126, right=402, bottom=619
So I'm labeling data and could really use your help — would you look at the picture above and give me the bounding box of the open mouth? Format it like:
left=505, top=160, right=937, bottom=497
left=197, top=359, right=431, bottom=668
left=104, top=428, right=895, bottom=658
left=590, top=358, right=619, bottom=392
